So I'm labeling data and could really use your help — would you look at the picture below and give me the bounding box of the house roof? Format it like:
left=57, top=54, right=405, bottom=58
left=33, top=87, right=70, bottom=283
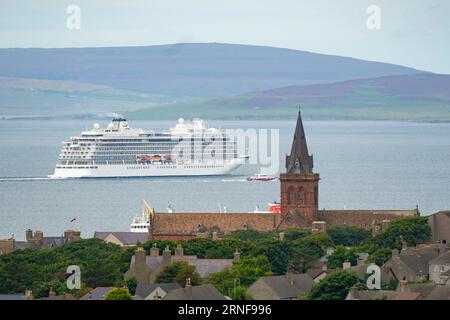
left=39, top=293, right=75, bottom=300
left=129, top=254, right=232, bottom=278
left=42, top=237, right=65, bottom=248
left=0, top=294, right=26, bottom=300
left=135, top=283, right=182, bottom=299
left=94, top=232, right=148, bottom=246
left=14, top=241, right=35, bottom=250
left=424, top=285, right=450, bottom=300
left=259, top=274, right=314, bottom=299
left=429, top=252, right=450, bottom=266
left=305, top=268, right=336, bottom=280
left=346, top=264, right=389, bottom=283
left=384, top=252, right=438, bottom=279
left=347, top=289, right=397, bottom=300
left=408, top=283, right=436, bottom=298
left=80, top=287, right=114, bottom=300
left=163, top=284, right=227, bottom=300
left=392, top=292, right=421, bottom=300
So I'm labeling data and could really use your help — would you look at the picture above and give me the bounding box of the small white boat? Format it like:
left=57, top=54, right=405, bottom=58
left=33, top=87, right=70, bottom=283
left=247, top=172, right=277, bottom=181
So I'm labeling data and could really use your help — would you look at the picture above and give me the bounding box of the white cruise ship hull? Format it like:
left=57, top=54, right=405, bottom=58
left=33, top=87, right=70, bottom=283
left=50, top=158, right=244, bottom=179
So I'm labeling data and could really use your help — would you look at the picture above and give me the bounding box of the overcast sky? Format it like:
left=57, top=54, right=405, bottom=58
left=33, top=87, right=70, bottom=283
left=1, top=0, right=449, bottom=73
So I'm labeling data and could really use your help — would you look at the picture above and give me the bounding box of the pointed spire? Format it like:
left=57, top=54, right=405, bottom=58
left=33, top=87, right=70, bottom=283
left=286, top=107, right=314, bottom=174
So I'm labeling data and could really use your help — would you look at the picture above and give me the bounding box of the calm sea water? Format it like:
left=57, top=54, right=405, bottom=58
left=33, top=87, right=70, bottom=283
left=1, top=120, right=450, bottom=240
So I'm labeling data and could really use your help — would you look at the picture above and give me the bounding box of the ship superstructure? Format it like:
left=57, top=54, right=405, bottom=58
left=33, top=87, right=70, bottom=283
left=51, top=118, right=245, bottom=178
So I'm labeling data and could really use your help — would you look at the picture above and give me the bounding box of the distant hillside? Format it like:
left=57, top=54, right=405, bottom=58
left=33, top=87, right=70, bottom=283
left=127, top=74, right=450, bottom=121
left=0, top=43, right=422, bottom=100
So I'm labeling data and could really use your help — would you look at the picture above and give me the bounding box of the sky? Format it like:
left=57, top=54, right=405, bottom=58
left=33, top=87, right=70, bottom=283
left=0, top=0, right=449, bottom=73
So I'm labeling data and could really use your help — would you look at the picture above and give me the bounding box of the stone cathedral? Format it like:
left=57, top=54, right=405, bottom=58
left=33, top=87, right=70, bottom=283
left=148, top=110, right=418, bottom=240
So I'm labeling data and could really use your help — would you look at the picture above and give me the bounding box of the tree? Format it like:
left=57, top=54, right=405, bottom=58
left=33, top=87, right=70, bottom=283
left=155, top=261, right=200, bottom=286
left=327, top=245, right=358, bottom=269
left=204, top=239, right=247, bottom=259
left=179, top=238, right=217, bottom=258
left=104, top=288, right=132, bottom=300
left=226, top=229, right=276, bottom=242
left=249, top=239, right=293, bottom=274
left=283, top=228, right=311, bottom=241
left=207, top=255, right=271, bottom=299
left=125, top=277, right=137, bottom=295
left=308, top=270, right=359, bottom=300
left=0, top=239, right=131, bottom=294
left=368, top=248, right=392, bottom=266
left=327, top=226, right=371, bottom=247
left=373, top=217, right=431, bottom=248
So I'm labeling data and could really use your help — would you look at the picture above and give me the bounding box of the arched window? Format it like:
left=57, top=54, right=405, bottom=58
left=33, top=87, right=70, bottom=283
left=287, top=186, right=295, bottom=205
left=297, top=187, right=305, bottom=205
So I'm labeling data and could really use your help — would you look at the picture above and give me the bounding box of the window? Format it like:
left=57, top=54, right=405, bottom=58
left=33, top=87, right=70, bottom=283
left=297, top=187, right=305, bottom=205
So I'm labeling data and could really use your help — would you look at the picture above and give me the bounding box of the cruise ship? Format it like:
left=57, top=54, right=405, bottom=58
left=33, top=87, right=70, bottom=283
left=50, top=118, right=246, bottom=178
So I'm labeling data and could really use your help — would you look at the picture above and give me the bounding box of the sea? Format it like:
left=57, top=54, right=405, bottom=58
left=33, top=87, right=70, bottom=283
left=1, top=119, right=450, bottom=240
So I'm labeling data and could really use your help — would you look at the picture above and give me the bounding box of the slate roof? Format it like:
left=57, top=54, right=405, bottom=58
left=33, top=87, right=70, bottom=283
left=347, top=289, right=397, bottom=300
left=408, top=283, right=436, bottom=298
left=163, top=284, right=227, bottom=300
left=384, top=252, right=439, bottom=280
left=14, top=241, right=35, bottom=250
left=94, top=232, right=148, bottom=246
left=135, top=282, right=182, bottom=299
left=259, top=274, right=314, bottom=299
left=129, top=254, right=232, bottom=278
left=429, top=252, right=450, bottom=266
left=42, top=237, right=65, bottom=248
left=80, top=287, right=114, bottom=300
left=305, top=268, right=336, bottom=280
left=39, top=293, right=75, bottom=300
left=424, top=285, right=450, bottom=300
left=346, top=264, right=390, bottom=284
left=0, top=294, right=26, bottom=300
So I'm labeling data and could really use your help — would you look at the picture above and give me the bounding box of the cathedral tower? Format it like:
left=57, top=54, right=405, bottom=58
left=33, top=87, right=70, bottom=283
left=280, top=109, right=319, bottom=226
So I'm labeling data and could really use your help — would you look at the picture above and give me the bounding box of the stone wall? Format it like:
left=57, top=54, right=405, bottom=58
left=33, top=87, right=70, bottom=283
left=428, top=211, right=450, bottom=244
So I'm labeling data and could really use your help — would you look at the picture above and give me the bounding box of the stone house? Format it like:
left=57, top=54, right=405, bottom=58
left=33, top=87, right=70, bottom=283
left=135, top=283, right=182, bottom=300
left=247, top=272, right=314, bottom=300
left=429, top=251, right=450, bottom=285
left=125, top=244, right=235, bottom=286
left=383, top=248, right=440, bottom=282
left=163, top=283, right=227, bottom=300
left=428, top=211, right=450, bottom=245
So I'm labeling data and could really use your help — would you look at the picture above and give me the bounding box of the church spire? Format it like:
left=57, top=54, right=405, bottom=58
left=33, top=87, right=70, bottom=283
left=286, top=108, right=314, bottom=174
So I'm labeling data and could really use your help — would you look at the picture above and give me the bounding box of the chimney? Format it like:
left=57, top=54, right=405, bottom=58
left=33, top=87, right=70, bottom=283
left=392, top=249, right=400, bottom=258
left=150, top=243, right=159, bottom=256
left=342, top=260, right=351, bottom=270
left=322, top=263, right=328, bottom=271
left=233, top=250, right=240, bottom=262
left=279, top=232, right=285, bottom=241
left=135, top=247, right=146, bottom=267
left=49, top=287, right=56, bottom=300
left=25, top=229, right=33, bottom=241
left=185, top=278, right=193, bottom=299
left=286, top=271, right=294, bottom=285
left=34, top=230, right=44, bottom=247
left=212, top=231, right=218, bottom=240
left=25, top=290, right=33, bottom=300
left=175, top=244, right=184, bottom=256
left=400, top=279, right=409, bottom=292
left=162, top=246, right=172, bottom=266
left=64, top=230, right=81, bottom=242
